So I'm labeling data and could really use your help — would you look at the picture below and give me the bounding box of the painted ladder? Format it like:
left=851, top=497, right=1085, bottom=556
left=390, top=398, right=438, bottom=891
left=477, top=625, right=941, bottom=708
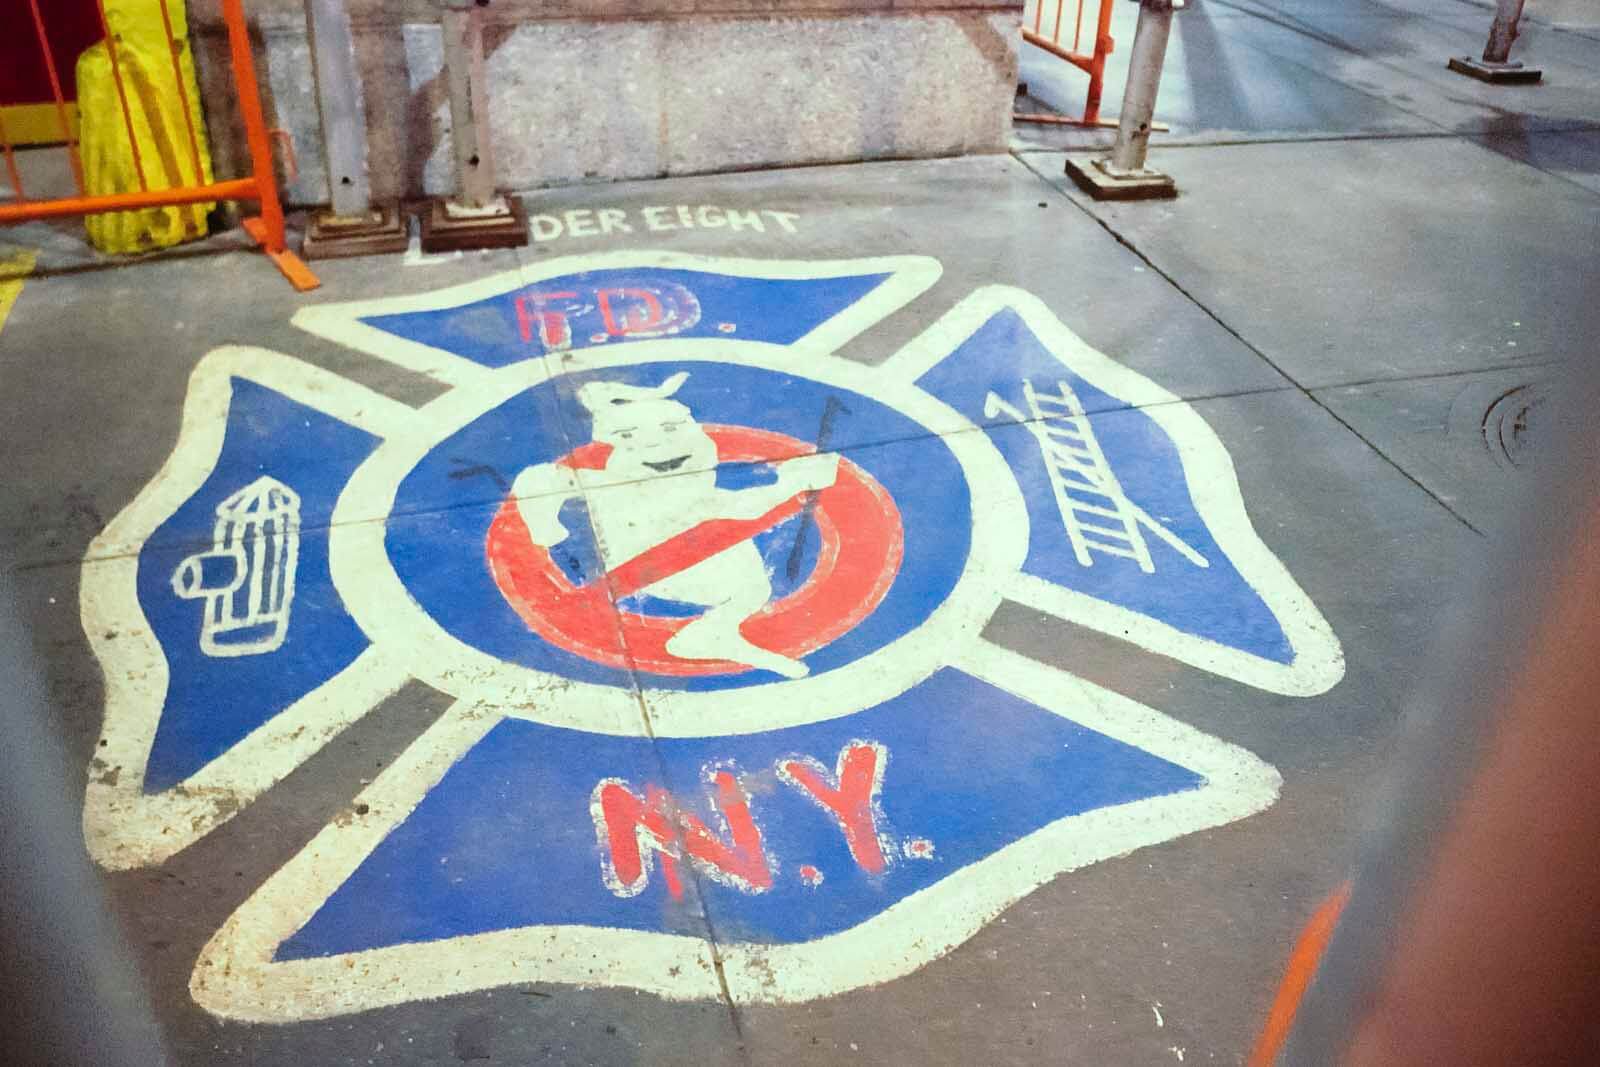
left=984, top=379, right=1208, bottom=574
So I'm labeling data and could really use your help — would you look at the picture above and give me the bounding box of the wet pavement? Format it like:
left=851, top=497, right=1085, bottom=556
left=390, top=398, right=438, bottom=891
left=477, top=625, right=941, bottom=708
left=2, top=2, right=1596, bottom=1063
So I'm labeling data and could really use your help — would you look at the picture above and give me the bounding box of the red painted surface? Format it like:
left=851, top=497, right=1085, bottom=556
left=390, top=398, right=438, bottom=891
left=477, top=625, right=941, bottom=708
left=514, top=284, right=698, bottom=348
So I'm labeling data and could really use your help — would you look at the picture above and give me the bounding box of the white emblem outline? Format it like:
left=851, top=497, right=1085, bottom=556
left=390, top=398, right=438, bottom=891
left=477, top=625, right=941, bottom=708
left=74, top=253, right=1338, bottom=1019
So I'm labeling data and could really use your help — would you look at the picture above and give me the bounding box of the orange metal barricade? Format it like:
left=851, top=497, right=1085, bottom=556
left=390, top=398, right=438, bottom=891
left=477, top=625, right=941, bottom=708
left=1017, top=0, right=1119, bottom=128
left=0, top=0, right=318, bottom=291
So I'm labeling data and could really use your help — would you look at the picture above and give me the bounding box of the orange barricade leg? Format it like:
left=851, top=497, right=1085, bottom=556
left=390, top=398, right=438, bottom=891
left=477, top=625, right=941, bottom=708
left=221, top=0, right=318, bottom=291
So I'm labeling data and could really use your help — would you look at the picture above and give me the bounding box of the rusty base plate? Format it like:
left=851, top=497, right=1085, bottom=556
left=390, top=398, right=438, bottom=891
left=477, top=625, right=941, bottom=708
left=301, top=203, right=411, bottom=261
left=1063, top=155, right=1178, bottom=202
left=1447, top=56, right=1543, bottom=84
left=419, top=196, right=530, bottom=253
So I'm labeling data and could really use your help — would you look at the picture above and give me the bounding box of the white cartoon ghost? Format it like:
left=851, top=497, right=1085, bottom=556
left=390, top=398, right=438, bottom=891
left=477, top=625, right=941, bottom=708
left=513, top=372, right=839, bottom=678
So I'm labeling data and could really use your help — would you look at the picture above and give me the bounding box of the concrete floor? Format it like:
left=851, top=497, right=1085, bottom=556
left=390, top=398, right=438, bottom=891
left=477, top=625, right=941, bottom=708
left=2, top=2, right=1596, bottom=1064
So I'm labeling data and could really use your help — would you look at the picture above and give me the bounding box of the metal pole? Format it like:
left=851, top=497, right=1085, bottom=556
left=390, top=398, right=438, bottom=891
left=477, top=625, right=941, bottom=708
left=299, top=0, right=409, bottom=258
left=442, top=3, right=496, bottom=210
left=1483, top=0, right=1527, bottom=64
left=421, top=1, right=527, bottom=251
left=1062, top=0, right=1180, bottom=201
left=304, top=0, right=370, bottom=218
left=1108, top=0, right=1175, bottom=175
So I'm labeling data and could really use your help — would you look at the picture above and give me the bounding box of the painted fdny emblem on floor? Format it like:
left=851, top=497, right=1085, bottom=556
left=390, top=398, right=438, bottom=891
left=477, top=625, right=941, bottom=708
left=80, top=252, right=1342, bottom=1020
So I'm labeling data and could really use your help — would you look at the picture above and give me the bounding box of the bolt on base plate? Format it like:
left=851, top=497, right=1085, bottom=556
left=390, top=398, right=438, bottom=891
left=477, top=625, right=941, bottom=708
left=419, top=195, right=530, bottom=253
left=1447, top=56, right=1543, bottom=83
left=1063, top=155, right=1178, bottom=202
left=301, top=203, right=411, bottom=260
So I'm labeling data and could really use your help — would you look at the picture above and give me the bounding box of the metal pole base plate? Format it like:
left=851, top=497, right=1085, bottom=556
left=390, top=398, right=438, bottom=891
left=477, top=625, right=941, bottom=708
left=301, top=203, right=411, bottom=260
left=1063, top=155, right=1178, bottom=201
left=1447, top=56, right=1543, bottom=83
left=420, top=195, right=530, bottom=253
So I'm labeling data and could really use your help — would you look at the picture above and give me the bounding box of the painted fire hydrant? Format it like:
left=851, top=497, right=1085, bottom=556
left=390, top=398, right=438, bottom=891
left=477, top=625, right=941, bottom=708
left=171, top=475, right=301, bottom=657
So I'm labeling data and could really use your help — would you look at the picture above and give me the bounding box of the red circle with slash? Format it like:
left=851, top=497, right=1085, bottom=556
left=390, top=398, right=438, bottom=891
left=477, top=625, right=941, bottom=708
left=485, top=425, right=904, bottom=676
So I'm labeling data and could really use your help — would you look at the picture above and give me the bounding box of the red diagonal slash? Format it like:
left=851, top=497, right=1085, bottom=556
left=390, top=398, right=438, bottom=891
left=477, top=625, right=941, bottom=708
left=487, top=425, right=902, bottom=677
left=602, top=494, right=808, bottom=600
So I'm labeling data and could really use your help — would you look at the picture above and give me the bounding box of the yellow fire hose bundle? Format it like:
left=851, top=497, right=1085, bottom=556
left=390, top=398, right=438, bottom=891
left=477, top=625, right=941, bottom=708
left=76, top=0, right=214, bottom=254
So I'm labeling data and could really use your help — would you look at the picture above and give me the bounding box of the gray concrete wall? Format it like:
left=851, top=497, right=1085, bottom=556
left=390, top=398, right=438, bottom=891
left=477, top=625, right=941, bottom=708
left=189, top=2, right=1021, bottom=206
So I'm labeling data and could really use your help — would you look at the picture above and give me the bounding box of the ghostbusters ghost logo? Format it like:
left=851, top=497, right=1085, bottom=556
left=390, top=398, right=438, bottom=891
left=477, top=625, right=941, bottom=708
left=496, top=371, right=865, bottom=680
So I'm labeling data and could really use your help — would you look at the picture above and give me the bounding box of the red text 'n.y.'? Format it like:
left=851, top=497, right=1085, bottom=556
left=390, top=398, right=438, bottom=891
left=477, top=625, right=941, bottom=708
left=778, top=741, right=890, bottom=874
left=591, top=771, right=772, bottom=900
